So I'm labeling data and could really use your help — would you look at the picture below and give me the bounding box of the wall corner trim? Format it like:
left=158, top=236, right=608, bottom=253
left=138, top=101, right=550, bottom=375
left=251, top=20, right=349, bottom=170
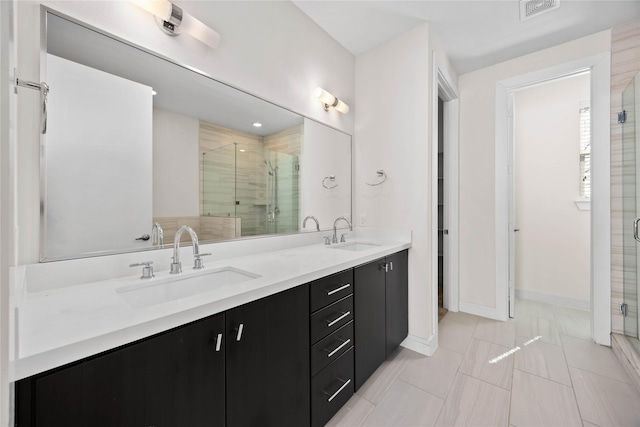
left=401, top=333, right=436, bottom=356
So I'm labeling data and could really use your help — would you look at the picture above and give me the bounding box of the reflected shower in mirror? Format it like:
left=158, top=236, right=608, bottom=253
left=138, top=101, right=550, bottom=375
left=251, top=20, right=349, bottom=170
left=41, top=9, right=351, bottom=261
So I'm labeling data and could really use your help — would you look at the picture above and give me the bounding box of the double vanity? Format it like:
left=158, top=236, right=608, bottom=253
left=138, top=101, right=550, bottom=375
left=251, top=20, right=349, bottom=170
left=13, top=229, right=410, bottom=427
left=12, top=6, right=411, bottom=426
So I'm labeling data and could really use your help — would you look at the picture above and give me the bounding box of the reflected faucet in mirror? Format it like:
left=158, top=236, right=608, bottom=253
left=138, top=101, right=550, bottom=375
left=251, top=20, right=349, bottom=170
left=303, top=215, right=320, bottom=232
left=170, top=225, right=211, bottom=274
left=333, top=216, right=352, bottom=244
left=152, top=222, right=164, bottom=246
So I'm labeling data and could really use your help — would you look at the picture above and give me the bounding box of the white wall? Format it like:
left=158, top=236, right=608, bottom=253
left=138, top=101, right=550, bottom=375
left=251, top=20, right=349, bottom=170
left=0, top=1, right=16, bottom=424
left=458, top=31, right=610, bottom=315
left=15, top=0, right=355, bottom=263
left=514, top=74, right=591, bottom=303
left=301, top=118, right=351, bottom=231
left=153, top=107, right=200, bottom=218
left=355, top=23, right=435, bottom=350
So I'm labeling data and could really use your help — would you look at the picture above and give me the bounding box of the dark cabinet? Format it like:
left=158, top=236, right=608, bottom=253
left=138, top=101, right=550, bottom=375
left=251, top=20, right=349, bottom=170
left=354, top=258, right=387, bottom=390
left=385, top=250, right=409, bottom=356
left=144, top=314, right=225, bottom=427
left=225, top=284, right=310, bottom=427
left=309, top=269, right=355, bottom=427
left=16, top=313, right=225, bottom=427
left=354, top=250, right=408, bottom=390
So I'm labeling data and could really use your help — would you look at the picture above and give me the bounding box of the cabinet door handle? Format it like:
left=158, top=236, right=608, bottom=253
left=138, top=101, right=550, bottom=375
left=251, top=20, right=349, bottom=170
left=324, top=378, right=352, bottom=402
left=389, top=261, right=393, bottom=271
left=326, top=338, right=351, bottom=358
left=327, top=283, right=350, bottom=296
left=236, top=324, right=244, bottom=341
left=215, top=333, right=223, bottom=352
left=381, top=263, right=389, bottom=272
left=326, top=311, right=351, bottom=327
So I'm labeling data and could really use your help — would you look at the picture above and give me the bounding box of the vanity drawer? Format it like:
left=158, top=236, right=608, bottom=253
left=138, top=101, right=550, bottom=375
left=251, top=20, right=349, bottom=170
left=311, top=347, right=354, bottom=427
left=310, top=269, right=354, bottom=312
left=311, top=321, right=354, bottom=377
left=310, top=295, right=353, bottom=344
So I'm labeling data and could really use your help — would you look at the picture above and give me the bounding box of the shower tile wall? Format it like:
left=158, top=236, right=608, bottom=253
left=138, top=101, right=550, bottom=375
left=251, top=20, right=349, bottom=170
left=199, top=121, right=301, bottom=239
left=611, top=19, right=640, bottom=335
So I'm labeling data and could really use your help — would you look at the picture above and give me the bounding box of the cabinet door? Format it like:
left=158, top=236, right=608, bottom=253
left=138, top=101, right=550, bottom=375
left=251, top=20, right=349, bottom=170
left=226, top=285, right=310, bottom=427
left=354, top=258, right=386, bottom=390
left=385, top=250, right=409, bottom=357
left=23, top=363, right=84, bottom=427
left=82, top=343, right=147, bottom=427
left=145, top=313, right=225, bottom=427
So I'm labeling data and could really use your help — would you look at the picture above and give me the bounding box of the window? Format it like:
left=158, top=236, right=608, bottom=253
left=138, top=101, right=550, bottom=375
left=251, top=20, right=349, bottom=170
left=579, top=105, right=591, bottom=199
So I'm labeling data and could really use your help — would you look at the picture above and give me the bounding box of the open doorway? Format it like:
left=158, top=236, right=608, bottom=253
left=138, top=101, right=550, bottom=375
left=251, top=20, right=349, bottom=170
left=509, top=73, right=592, bottom=325
left=438, top=96, right=446, bottom=322
left=433, top=64, right=459, bottom=330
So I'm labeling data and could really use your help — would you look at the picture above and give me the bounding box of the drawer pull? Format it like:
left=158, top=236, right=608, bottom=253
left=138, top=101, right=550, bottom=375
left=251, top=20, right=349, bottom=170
left=326, top=338, right=351, bottom=358
left=236, top=324, right=244, bottom=341
left=327, top=283, right=351, bottom=296
left=325, top=378, right=352, bottom=402
left=326, top=311, right=351, bottom=327
left=215, top=333, right=223, bottom=352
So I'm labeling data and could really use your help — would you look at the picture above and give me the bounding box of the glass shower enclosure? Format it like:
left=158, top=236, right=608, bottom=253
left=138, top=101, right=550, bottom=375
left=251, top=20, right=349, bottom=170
left=623, top=70, right=640, bottom=353
left=201, top=143, right=299, bottom=239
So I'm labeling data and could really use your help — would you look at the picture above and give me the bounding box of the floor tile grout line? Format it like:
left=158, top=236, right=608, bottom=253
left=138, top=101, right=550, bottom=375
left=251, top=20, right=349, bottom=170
left=556, top=308, right=588, bottom=426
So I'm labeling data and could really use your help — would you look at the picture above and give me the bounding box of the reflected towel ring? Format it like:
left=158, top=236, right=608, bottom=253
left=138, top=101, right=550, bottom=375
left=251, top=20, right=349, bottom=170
left=322, top=175, right=338, bottom=189
left=366, top=170, right=387, bottom=186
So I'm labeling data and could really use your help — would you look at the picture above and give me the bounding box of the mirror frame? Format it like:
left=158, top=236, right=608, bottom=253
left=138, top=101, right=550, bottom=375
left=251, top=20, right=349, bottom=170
left=38, top=6, right=353, bottom=262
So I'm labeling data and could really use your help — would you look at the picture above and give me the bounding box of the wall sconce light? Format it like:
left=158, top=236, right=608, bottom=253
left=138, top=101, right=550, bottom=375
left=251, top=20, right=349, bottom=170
left=131, top=0, right=221, bottom=49
left=314, top=87, right=350, bottom=114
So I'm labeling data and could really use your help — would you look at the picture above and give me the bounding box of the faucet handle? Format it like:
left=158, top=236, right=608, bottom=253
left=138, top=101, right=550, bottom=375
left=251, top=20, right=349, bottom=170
left=193, top=253, right=212, bottom=270
left=324, top=236, right=331, bottom=245
left=340, top=234, right=347, bottom=243
left=130, top=261, right=154, bottom=279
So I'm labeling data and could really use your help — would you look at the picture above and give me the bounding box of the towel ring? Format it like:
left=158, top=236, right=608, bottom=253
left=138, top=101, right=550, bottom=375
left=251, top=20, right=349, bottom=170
left=366, top=170, right=387, bottom=186
left=322, top=175, right=338, bottom=189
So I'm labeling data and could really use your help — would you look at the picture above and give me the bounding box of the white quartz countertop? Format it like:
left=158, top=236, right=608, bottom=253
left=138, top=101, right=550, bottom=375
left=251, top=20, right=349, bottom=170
left=14, top=235, right=410, bottom=380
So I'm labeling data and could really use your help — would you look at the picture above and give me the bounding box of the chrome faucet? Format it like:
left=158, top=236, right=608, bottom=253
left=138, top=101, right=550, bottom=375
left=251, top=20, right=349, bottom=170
left=170, top=225, right=210, bottom=274
left=332, top=216, right=352, bottom=244
left=302, top=215, right=320, bottom=231
left=151, top=222, right=164, bottom=246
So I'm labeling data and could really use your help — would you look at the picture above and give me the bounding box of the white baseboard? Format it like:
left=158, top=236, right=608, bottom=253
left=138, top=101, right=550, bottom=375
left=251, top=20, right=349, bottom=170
left=515, top=289, right=589, bottom=311
left=459, top=301, right=505, bottom=321
left=401, top=333, right=436, bottom=356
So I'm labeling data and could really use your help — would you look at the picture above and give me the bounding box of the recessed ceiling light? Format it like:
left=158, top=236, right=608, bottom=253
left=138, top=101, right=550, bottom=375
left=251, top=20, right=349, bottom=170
left=253, top=122, right=262, bottom=128
left=239, top=149, right=246, bottom=153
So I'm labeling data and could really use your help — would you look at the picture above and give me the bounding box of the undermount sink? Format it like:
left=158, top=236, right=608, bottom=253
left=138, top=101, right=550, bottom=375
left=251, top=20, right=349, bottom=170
left=331, top=242, right=380, bottom=251
left=117, top=266, right=260, bottom=309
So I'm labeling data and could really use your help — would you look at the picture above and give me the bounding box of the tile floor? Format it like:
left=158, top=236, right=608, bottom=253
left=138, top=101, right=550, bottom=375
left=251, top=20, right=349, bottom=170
left=327, top=299, right=640, bottom=427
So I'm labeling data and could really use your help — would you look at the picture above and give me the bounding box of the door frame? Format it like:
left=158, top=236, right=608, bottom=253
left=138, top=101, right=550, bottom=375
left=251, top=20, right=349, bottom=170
left=431, top=52, right=459, bottom=339
left=495, top=53, right=611, bottom=345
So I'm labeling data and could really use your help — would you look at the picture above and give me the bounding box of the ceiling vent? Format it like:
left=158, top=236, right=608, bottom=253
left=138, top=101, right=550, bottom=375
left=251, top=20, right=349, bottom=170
left=520, top=0, right=560, bottom=21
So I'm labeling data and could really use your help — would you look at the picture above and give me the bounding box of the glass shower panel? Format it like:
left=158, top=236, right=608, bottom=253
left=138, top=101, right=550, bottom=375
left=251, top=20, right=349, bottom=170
left=264, top=150, right=300, bottom=235
left=623, top=72, right=640, bottom=349
left=235, top=143, right=267, bottom=237
left=202, top=143, right=236, bottom=217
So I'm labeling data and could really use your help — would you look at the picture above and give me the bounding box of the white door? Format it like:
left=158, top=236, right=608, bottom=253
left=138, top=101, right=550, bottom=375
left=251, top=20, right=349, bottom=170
left=45, top=54, right=153, bottom=258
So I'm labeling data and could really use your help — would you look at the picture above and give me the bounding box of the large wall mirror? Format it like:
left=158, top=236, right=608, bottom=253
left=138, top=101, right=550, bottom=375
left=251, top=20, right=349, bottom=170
left=41, top=9, right=352, bottom=261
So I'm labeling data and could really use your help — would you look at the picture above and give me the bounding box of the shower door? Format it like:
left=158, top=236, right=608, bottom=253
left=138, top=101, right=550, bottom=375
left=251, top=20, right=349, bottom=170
left=264, top=149, right=300, bottom=235
left=623, top=71, right=640, bottom=351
